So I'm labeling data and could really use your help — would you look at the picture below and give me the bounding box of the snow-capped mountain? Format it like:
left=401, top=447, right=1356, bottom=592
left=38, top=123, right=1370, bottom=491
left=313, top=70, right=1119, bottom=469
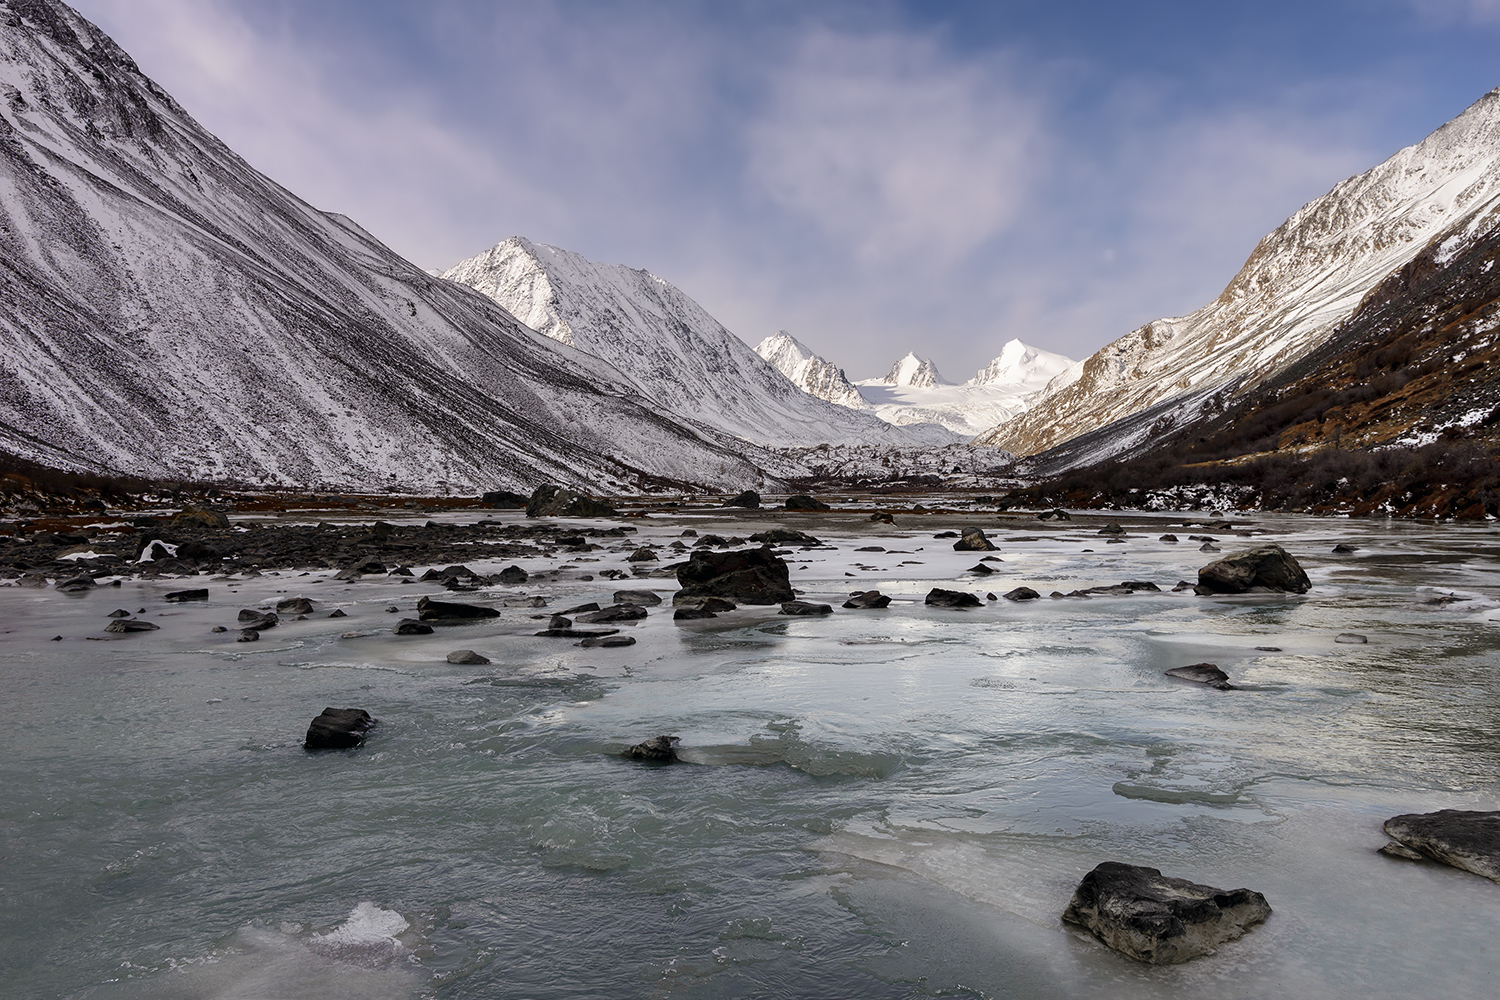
left=851, top=340, right=1075, bottom=438
left=978, top=87, right=1500, bottom=459
left=443, top=238, right=957, bottom=447
left=754, top=331, right=867, bottom=409
left=0, top=0, right=772, bottom=492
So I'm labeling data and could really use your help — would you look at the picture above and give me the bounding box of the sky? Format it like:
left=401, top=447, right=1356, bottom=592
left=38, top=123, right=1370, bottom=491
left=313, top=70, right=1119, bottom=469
left=73, top=0, right=1500, bottom=381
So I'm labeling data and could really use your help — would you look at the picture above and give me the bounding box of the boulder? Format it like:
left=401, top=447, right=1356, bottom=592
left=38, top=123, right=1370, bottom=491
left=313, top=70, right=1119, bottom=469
left=237, top=628, right=260, bottom=642
left=446, top=649, right=491, bottom=665
left=1038, top=508, right=1072, bottom=521
left=56, top=576, right=97, bottom=593
left=1097, top=520, right=1126, bottom=535
left=304, top=707, right=376, bottom=750
left=843, top=590, right=891, bottom=609
left=869, top=511, right=895, bottom=524
left=749, top=528, right=822, bottom=546
left=481, top=489, right=528, bottom=509
left=676, top=547, right=794, bottom=605
left=579, top=634, right=636, bottom=647
left=1380, top=810, right=1500, bottom=881
left=560, top=602, right=601, bottom=615
left=1159, top=534, right=1179, bottom=543
left=1196, top=544, right=1311, bottom=595
left=328, top=609, right=348, bottom=618
left=925, top=588, right=982, bottom=609
left=494, top=565, right=528, bottom=585
left=104, top=618, right=160, bottom=633
left=173, top=506, right=231, bottom=530
left=1164, top=663, right=1235, bottom=690
left=108, top=608, right=131, bottom=618
left=779, top=600, right=833, bottom=616
left=1335, top=633, right=1368, bottom=644
left=535, top=627, right=619, bottom=638
left=613, top=589, right=662, bottom=606
left=785, top=494, right=831, bottom=511
left=416, top=596, right=500, bottom=621
left=237, top=609, right=278, bottom=630
left=968, top=563, right=995, bottom=575
left=1332, top=543, right=1360, bottom=554
left=577, top=604, right=649, bottom=624
left=394, top=619, right=434, bottom=635
left=723, top=490, right=761, bottom=509
left=674, top=607, right=717, bottom=621
left=952, top=526, right=998, bottom=551
left=276, top=597, right=314, bottom=614
left=626, top=547, right=658, bottom=562
left=165, top=588, right=209, bottom=602
left=1061, top=862, right=1271, bottom=964
left=1004, top=587, right=1041, bottom=601
left=526, top=484, right=619, bottom=518
left=624, top=735, right=680, bottom=762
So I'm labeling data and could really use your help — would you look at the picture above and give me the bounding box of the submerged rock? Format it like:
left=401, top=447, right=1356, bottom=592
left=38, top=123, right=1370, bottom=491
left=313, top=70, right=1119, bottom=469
left=925, top=588, right=982, bottom=609
left=1196, top=543, right=1311, bottom=595
left=166, top=588, right=209, bottom=602
left=1164, top=663, right=1235, bottom=690
left=624, top=735, right=679, bottom=762
left=1061, top=861, right=1271, bottom=964
left=1381, top=810, right=1500, bottom=882
left=843, top=590, right=891, bottom=609
left=579, top=634, right=636, bottom=647
left=304, top=707, right=376, bottom=750
left=446, top=649, right=491, bottom=665
left=779, top=600, right=832, bottom=616
left=1332, top=543, right=1360, bottom=554
left=676, top=547, right=794, bottom=605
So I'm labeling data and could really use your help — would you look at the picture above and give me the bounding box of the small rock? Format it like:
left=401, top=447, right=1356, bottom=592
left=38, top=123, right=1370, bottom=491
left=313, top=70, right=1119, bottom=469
left=104, top=619, right=160, bottom=633
left=237, top=628, right=260, bottom=642
left=925, top=588, right=982, bottom=609
left=785, top=494, right=830, bottom=511
left=535, top=627, right=619, bottom=638
left=1004, top=587, right=1041, bottom=601
left=1332, top=543, right=1360, bottom=554
left=626, top=547, right=658, bottom=562
left=237, top=610, right=278, bottom=630
left=1200, top=542, right=1219, bottom=552
left=1254, top=645, right=1282, bottom=652
left=579, top=634, right=636, bottom=647
left=211, top=625, right=228, bottom=633
left=624, top=735, right=679, bottom=762
left=953, top=526, right=998, bottom=551
left=1159, top=534, right=1179, bottom=543
left=1381, top=810, right=1500, bottom=882
left=394, top=619, right=434, bottom=635
left=1097, top=521, right=1126, bottom=536
left=577, top=604, right=649, bottom=624
left=779, top=600, right=832, bottom=616
left=56, top=576, right=97, bottom=594
left=1164, top=662, right=1235, bottom=690
left=108, top=608, right=131, bottom=618
left=843, top=590, right=891, bottom=609
left=1061, top=862, right=1271, bottom=964
left=933, top=530, right=959, bottom=539
left=1335, top=633, right=1368, bottom=644
left=304, top=707, right=376, bottom=750
left=749, top=528, right=822, bottom=546
left=869, top=512, right=895, bottom=524
left=385, top=605, right=400, bottom=613
left=968, top=562, right=995, bottom=575
left=166, top=588, right=209, bottom=602
left=276, top=597, right=314, bottom=614
left=612, top=589, right=662, bottom=606
left=1038, top=508, right=1071, bottom=521
left=674, top=607, right=717, bottom=621
left=328, top=609, right=347, bottom=618
left=446, top=649, right=491, bottom=664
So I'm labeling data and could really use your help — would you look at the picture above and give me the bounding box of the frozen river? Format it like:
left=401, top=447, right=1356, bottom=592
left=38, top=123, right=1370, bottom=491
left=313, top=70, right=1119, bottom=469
left=3, top=506, right=1499, bottom=998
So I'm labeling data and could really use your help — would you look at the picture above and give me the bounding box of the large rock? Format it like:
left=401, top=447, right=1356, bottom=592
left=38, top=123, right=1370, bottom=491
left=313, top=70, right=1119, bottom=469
left=105, top=618, right=160, bottom=633
left=173, top=506, right=231, bottom=530
left=416, top=596, right=501, bottom=621
left=276, top=597, right=314, bottom=614
left=526, top=484, right=619, bottom=518
left=1004, top=587, right=1040, bottom=601
left=1164, top=663, right=1235, bottom=690
left=625, top=735, right=680, bottom=762
left=785, top=494, right=831, bottom=511
left=748, top=528, right=822, bottom=546
left=676, top=547, right=794, bottom=605
left=952, top=526, right=998, bottom=551
left=843, top=590, right=891, bottom=609
left=925, top=588, right=982, bottom=609
left=613, top=589, right=662, bottom=607
left=1061, top=862, right=1272, bottom=965
left=165, top=588, right=209, bottom=602
left=304, top=707, right=376, bottom=750
left=779, top=600, right=832, bottom=616
left=1381, top=810, right=1500, bottom=881
left=446, top=649, right=491, bottom=664
left=394, top=619, right=434, bottom=635
left=577, top=604, right=649, bottom=624
left=723, top=490, right=760, bottom=509
left=1197, top=544, right=1311, bottom=595
left=481, top=490, right=529, bottom=509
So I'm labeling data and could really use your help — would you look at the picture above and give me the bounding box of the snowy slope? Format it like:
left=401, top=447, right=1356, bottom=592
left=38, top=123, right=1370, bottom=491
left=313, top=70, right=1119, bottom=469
left=443, top=238, right=957, bottom=446
left=754, top=331, right=867, bottom=409
left=0, top=0, right=773, bottom=491
left=852, top=341, right=1075, bottom=438
left=978, top=87, right=1500, bottom=457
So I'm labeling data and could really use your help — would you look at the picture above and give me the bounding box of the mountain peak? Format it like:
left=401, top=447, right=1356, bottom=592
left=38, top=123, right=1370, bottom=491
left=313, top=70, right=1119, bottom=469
left=881, top=352, right=946, bottom=388
left=965, top=340, right=1076, bottom=388
left=755, top=332, right=867, bottom=410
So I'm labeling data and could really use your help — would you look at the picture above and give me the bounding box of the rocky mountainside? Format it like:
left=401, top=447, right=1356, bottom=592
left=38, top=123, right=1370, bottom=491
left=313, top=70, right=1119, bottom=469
left=869, top=352, right=947, bottom=389
left=753, top=331, right=867, bottom=409
left=443, top=238, right=954, bottom=447
left=0, top=0, right=777, bottom=492
left=978, top=87, right=1500, bottom=459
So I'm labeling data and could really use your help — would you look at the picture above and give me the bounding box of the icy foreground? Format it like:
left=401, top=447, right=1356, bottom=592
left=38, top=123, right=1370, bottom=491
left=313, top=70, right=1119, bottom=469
left=0, top=2, right=780, bottom=492
left=980, top=87, right=1500, bottom=459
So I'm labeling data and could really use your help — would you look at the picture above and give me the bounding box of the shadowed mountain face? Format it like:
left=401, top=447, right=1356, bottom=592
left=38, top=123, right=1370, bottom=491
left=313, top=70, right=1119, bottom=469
left=0, top=0, right=771, bottom=493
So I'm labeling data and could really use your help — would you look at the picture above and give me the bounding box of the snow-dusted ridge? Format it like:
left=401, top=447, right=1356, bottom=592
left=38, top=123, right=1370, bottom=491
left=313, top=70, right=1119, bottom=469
left=980, top=86, right=1500, bottom=458
left=754, top=331, right=867, bottom=410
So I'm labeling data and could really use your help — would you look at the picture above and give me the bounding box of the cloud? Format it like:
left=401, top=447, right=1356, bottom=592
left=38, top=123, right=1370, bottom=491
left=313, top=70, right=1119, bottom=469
left=746, top=29, right=1046, bottom=266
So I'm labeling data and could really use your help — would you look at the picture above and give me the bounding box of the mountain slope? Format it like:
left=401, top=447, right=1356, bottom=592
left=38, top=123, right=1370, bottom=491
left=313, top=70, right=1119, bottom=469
left=0, top=0, right=771, bottom=492
left=978, top=87, right=1500, bottom=458
left=754, top=331, right=867, bottom=409
left=442, top=238, right=955, bottom=447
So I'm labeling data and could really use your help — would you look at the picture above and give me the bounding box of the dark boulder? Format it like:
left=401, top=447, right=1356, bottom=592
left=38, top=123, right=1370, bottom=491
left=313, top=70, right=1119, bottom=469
left=1335, top=633, right=1368, bottom=644
left=1061, top=862, right=1271, bottom=964
left=579, top=634, right=636, bottom=647
left=446, top=649, right=491, bottom=665
left=56, top=576, right=97, bottom=593
left=481, top=490, right=528, bottom=509
left=535, top=627, right=619, bottom=638
left=1332, top=543, right=1360, bottom=554
left=968, top=563, right=995, bottom=575
left=166, top=588, right=209, bottom=602
left=416, top=596, right=500, bottom=621
left=394, top=619, right=434, bottom=635
left=1160, top=534, right=1179, bottom=543
left=559, top=602, right=601, bottom=615
left=173, top=506, right=231, bottom=530
left=952, top=526, right=998, bottom=551
left=526, top=484, right=619, bottom=518
left=108, top=608, right=131, bottom=618
left=1197, top=544, right=1311, bottom=595
left=328, top=609, right=347, bottom=618
left=304, top=707, right=376, bottom=750
left=676, top=547, right=794, bottom=605
left=785, top=494, right=830, bottom=511
left=1380, top=810, right=1500, bottom=881
left=1164, top=663, right=1235, bottom=690
left=780, top=600, right=833, bottom=616
left=1038, top=508, right=1072, bottom=521
left=237, top=609, right=278, bottom=630
left=237, top=628, right=260, bottom=642
left=674, top=607, right=717, bottom=621
left=498, top=565, right=529, bottom=585
left=577, top=604, right=649, bottom=624
left=870, top=511, right=895, bottom=524
left=626, top=547, right=658, bottom=562
left=1097, top=521, right=1126, bottom=536
left=625, top=735, right=679, bottom=762
left=724, top=490, right=761, bottom=509
left=276, top=597, right=314, bottom=614
left=843, top=590, right=891, bottom=609
left=105, top=618, right=160, bottom=633
left=1004, top=587, right=1040, bottom=601
left=925, top=588, right=982, bottom=609
left=613, top=589, right=662, bottom=607
left=749, top=528, right=822, bottom=546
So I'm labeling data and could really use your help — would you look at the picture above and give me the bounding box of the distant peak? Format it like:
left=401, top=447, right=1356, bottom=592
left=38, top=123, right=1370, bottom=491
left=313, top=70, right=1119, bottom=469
left=965, top=341, right=1075, bottom=388
left=881, top=352, right=946, bottom=388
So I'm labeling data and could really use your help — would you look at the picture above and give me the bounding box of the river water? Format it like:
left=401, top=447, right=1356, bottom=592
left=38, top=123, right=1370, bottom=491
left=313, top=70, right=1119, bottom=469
left=3, top=507, right=1499, bottom=999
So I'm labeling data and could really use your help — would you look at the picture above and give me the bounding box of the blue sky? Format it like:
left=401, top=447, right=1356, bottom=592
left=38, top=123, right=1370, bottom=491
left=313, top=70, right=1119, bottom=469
left=76, top=0, right=1500, bottom=380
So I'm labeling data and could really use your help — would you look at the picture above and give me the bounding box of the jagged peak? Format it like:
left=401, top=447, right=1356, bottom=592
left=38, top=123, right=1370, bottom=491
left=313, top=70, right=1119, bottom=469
left=880, top=352, right=947, bottom=388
